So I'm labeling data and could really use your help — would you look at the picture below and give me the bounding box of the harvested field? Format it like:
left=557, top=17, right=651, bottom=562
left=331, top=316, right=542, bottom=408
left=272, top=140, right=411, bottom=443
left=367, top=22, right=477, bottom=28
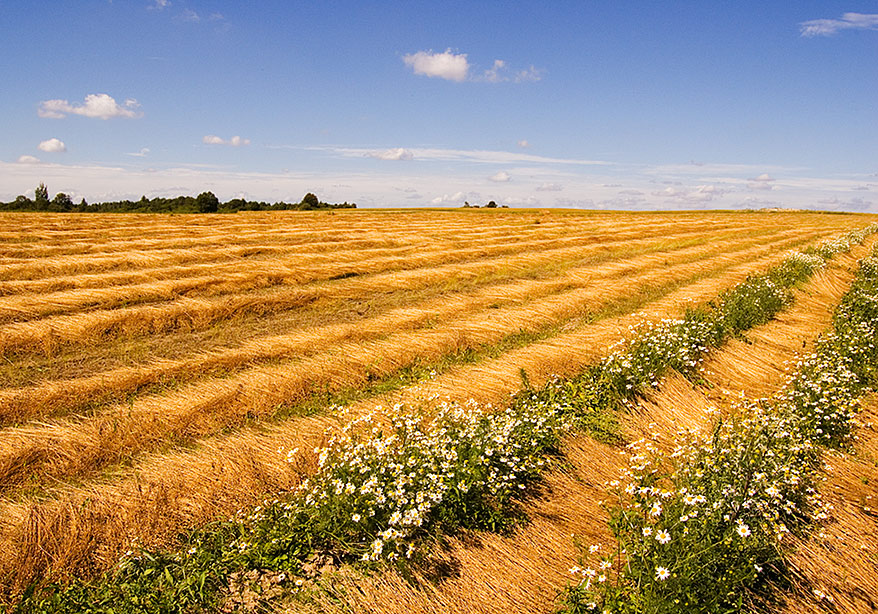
left=2, top=209, right=877, bottom=612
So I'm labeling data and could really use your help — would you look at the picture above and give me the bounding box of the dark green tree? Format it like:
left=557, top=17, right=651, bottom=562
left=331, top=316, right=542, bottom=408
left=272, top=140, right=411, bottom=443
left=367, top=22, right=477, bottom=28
left=485, top=200, right=498, bottom=208
left=301, top=192, right=319, bottom=208
left=51, top=192, right=73, bottom=211
left=34, top=182, right=49, bottom=206
left=195, top=191, right=219, bottom=213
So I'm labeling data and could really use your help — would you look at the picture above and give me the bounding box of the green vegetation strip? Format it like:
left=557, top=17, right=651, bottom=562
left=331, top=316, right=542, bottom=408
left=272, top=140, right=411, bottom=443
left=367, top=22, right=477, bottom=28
left=14, top=226, right=876, bottom=613
left=562, top=242, right=878, bottom=613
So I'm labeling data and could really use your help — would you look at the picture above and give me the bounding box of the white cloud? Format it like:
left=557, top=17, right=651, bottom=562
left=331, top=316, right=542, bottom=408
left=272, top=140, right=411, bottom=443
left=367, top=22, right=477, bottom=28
left=38, top=138, right=67, bottom=153
left=430, top=191, right=470, bottom=205
left=39, top=94, right=141, bottom=120
left=148, top=0, right=170, bottom=9
left=514, top=66, right=544, bottom=82
left=746, top=173, right=775, bottom=191
left=483, top=59, right=506, bottom=83
left=126, top=148, right=151, bottom=157
left=16, top=155, right=40, bottom=164
left=501, top=196, right=539, bottom=207
left=489, top=171, right=511, bottom=182
left=403, top=49, right=469, bottom=82
left=517, top=140, right=530, bottom=149
left=749, top=173, right=775, bottom=182
left=536, top=182, right=562, bottom=192
left=476, top=59, right=543, bottom=83
left=654, top=184, right=727, bottom=204
left=365, top=148, right=414, bottom=161
left=203, top=135, right=250, bottom=147
left=800, top=12, right=878, bottom=37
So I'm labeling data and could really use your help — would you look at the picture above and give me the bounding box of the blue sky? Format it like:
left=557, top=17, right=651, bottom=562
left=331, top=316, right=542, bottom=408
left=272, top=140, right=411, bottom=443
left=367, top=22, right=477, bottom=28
left=1, top=1, right=876, bottom=210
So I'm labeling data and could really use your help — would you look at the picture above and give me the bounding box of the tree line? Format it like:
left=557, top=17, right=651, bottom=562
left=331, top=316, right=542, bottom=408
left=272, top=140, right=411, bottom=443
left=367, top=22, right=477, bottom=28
left=0, top=184, right=356, bottom=213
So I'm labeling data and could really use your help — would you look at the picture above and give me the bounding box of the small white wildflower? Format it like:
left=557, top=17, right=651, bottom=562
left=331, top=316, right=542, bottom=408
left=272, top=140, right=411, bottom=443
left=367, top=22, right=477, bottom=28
left=655, top=566, right=670, bottom=581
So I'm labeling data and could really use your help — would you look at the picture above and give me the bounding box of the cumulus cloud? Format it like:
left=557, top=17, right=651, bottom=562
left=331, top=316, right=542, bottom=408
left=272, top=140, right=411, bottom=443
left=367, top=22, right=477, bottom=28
left=403, top=49, right=469, bottom=82
left=403, top=49, right=542, bottom=83
left=203, top=135, right=250, bottom=147
left=536, top=182, right=563, bottom=192
left=800, top=12, right=878, bottom=37
left=430, top=191, right=470, bottom=205
left=489, top=171, right=511, bottom=182
left=365, top=148, right=414, bottom=161
left=38, top=138, right=66, bottom=153
left=39, top=94, right=141, bottom=120
left=16, top=155, right=40, bottom=164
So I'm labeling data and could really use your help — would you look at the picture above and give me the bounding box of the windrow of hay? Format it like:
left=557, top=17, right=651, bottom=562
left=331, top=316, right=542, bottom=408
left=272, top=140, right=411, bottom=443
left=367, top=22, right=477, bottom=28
left=0, top=228, right=818, bottom=423
left=0, top=221, right=762, bottom=323
left=0, top=210, right=776, bottom=260
left=0, top=212, right=726, bottom=280
left=0, top=229, right=854, bottom=591
left=772, top=399, right=878, bottom=614
left=0, top=225, right=604, bottom=296
left=0, top=232, right=813, bottom=490
left=0, top=223, right=763, bottom=355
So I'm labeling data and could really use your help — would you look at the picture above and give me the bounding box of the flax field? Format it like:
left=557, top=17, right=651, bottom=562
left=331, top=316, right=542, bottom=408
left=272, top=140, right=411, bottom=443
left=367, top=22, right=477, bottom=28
left=2, top=209, right=877, bottom=614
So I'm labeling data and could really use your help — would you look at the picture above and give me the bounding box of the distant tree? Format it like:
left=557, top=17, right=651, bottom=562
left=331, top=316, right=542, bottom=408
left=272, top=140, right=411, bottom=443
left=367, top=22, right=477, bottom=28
left=34, top=183, right=49, bottom=206
left=195, top=191, right=219, bottom=213
left=302, top=192, right=319, bottom=208
left=485, top=200, right=498, bottom=208
left=51, top=192, right=73, bottom=211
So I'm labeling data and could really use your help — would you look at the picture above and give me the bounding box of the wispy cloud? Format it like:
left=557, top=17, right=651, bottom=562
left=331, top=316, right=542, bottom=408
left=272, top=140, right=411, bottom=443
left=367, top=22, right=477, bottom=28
left=38, top=138, right=67, bottom=153
left=126, top=148, right=151, bottom=158
left=800, top=12, right=878, bottom=37
left=328, top=146, right=608, bottom=166
left=365, top=148, right=414, bottom=161
left=178, top=8, right=200, bottom=22
left=39, top=94, right=141, bottom=120
left=147, top=0, right=170, bottom=10
left=203, top=135, right=250, bottom=147
left=536, top=182, right=563, bottom=192
left=489, top=170, right=511, bottom=182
